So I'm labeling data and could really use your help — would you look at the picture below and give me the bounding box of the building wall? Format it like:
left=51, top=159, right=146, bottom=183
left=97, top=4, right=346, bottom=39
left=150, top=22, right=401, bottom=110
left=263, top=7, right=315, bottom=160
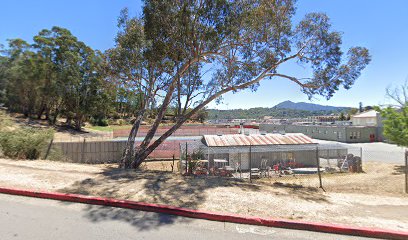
left=205, top=148, right=320, bottom=170
left=351, top=111, right=383, bottom=127
left=351, top=117, right=377, bottom=126
left=259, top=124, right=380, bottom=143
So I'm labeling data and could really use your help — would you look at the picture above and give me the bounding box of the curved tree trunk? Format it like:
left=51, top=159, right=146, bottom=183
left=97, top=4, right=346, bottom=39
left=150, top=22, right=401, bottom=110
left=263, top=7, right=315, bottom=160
left=120, top=108, right=147, bottom=168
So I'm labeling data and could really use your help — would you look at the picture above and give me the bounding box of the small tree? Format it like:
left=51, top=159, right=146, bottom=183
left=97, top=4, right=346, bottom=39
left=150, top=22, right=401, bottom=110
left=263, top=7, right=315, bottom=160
left=380, top=81, right=408, bottom=146
left=339, top=112, right=345, bottom=121
left=380, top=106, right=408, bottom=146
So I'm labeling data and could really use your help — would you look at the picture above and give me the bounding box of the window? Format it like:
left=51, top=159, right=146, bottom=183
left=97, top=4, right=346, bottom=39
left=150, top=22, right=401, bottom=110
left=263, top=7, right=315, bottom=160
left=357, top=131, right=361, bottom=139
left=350, top=131, right=358, bottom=139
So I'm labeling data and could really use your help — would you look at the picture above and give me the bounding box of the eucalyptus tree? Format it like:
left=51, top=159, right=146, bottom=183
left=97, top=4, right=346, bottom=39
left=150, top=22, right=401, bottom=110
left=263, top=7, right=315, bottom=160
left=110, top=0, right=371, bottom=168
left=43, top=27, right=111, bottom=130
left=0, top=46, right=9, bottom=104
left=1, top=39, right=41, bottom=116
left=2, top=27, right=113, bottom=129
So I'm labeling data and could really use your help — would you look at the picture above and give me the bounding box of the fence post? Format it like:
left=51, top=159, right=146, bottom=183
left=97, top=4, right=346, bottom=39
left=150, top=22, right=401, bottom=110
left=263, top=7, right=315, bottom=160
left=316, top=146, right=323, bottom=189
left=44, top=137, right=54, bottom=160
left=405, top=150, right=408, bottom=194
left=81, top=138, right=86, bottom=163
left=172, top=154, right=175, bottom=173
left=179, top=143, right=182, bottom=174
left=249, top=145, right=252, bottom=183
left=185, top=142, right=188, bottom=175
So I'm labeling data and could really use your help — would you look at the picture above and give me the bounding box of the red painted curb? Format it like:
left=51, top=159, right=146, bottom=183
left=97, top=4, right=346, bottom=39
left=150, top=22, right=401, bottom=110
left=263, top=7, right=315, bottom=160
left=0, top=187, right=407, bottom=239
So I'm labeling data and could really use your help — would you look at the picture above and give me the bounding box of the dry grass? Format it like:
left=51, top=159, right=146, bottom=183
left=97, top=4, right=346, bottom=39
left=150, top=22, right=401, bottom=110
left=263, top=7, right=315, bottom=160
left=256, top=162, right=407, bottom=196
left=0, top=158, right=407, bottom=232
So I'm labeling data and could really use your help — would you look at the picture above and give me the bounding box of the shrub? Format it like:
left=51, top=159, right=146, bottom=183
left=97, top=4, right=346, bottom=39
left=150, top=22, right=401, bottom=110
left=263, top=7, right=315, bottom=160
left=97, top=118, right=109, bottom=126
left=0, top=128, right=53, bottom=159
left=89, top=117, right=109, bottom=127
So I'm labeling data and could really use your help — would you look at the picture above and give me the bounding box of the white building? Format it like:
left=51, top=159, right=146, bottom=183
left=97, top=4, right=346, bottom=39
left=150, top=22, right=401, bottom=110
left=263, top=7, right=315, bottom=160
left=351, top=110, right=382, bottom=127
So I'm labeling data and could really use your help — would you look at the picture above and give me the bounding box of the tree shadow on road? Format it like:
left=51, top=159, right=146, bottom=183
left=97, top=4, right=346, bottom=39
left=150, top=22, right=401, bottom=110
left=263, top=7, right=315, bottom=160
left=81, top=204, right=187, bottom=231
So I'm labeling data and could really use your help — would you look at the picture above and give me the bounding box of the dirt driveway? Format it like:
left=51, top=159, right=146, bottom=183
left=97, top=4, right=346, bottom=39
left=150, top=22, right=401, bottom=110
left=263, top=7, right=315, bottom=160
left=0, top=158, right=407, bottom=232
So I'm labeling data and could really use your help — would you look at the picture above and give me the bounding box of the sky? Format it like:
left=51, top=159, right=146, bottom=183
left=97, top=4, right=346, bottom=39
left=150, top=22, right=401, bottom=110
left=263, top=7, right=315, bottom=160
left=1, top=0, right=408, bottom=110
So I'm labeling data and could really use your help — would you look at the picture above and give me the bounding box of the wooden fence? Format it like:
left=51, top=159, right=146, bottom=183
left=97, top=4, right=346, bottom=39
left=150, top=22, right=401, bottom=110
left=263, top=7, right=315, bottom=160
left=51, top=139, right=185, bottom=164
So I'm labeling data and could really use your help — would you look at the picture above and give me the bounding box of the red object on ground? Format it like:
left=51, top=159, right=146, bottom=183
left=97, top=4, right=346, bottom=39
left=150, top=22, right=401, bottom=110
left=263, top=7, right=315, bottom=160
left=0, top=187, right=407, bottom=240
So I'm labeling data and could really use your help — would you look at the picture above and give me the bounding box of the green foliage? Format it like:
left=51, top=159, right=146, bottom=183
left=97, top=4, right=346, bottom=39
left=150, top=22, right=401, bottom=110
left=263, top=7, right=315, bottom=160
left=0, top=27, right=119, bottom=130
left=0, top=128, right=53, bottom=159
left=0, top=110, right=13, bottom=130
left=379, top=106, right=408, bottom=147
left=90, top=117, right=109, bottom=127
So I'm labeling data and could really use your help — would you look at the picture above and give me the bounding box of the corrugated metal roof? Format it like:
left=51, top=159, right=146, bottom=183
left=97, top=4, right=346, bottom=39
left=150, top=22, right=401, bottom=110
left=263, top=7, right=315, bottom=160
left=203, top=133, right=315, bottom=147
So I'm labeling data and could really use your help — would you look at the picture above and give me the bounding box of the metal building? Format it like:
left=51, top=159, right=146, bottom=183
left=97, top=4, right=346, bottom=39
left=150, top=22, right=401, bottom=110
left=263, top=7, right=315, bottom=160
left=183, top=133, right=348, bottom=171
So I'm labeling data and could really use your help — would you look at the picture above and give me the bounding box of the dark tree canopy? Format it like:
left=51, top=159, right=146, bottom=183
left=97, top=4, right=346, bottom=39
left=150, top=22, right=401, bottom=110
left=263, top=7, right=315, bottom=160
left=106, top=0, right=371, bottom=168
left=0, top=27, right=115, bottom=130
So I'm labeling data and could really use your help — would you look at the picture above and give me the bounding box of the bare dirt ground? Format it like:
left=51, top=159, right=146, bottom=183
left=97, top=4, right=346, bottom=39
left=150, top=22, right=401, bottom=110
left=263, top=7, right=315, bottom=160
left=0, top=158, right=407, bottom=232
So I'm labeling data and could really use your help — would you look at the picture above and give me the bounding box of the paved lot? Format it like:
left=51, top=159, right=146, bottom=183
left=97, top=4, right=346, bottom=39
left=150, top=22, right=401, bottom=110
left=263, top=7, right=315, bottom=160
left=0, top=194, right=373, bottom=240
left=317, top=140, right=406, bottom=164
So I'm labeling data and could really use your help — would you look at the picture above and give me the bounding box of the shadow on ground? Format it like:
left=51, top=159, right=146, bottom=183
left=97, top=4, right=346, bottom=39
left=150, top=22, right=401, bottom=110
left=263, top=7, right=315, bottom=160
left=60, top=168, right=262, bottom=231
left=271, top=182, right=329, bottom=203
left=392, top=165, right=407, bottom=175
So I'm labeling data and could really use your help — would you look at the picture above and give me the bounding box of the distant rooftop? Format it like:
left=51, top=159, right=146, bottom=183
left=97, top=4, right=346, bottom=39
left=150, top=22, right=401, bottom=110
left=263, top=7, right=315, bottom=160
left=203, top=133, right=315, bottom=147
left=352, top=110, right=378, bottom=118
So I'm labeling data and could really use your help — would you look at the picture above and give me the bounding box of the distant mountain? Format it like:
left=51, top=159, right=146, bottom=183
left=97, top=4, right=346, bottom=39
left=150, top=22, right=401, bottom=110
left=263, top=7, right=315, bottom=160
left=274, top=100, right=350, bottom=112
left=207, top=101, right=351, bottom=120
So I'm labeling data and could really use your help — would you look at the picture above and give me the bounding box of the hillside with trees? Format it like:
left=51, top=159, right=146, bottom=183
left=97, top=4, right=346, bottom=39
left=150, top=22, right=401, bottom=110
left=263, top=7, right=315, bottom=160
left=207, top=107, right=348, bottom=120
left=0, top=28, right=119, bottom=130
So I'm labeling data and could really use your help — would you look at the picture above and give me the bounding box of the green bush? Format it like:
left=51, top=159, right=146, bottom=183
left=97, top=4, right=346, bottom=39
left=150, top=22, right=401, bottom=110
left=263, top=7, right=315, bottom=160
left=0, top=128, right=53, bottom=159
left=90, top=117, right=109, bottom=127
left=98, top=118, right=109, bottom=126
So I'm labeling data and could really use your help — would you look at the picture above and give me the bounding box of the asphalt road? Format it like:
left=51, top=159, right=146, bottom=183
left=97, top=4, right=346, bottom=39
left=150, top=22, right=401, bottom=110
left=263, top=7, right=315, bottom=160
left=0, top=194, right=374, bottom=240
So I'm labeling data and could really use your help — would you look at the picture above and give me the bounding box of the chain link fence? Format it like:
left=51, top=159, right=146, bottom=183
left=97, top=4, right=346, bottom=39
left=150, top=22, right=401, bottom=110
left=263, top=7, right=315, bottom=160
left=179, top=141, right=408, bottom=194
left=45, top=135, right=408, bottom=194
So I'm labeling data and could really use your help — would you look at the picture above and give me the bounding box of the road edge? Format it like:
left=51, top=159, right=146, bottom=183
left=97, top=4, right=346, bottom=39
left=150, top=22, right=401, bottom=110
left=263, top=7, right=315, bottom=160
left=0, top=187, right=407, bottom=240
